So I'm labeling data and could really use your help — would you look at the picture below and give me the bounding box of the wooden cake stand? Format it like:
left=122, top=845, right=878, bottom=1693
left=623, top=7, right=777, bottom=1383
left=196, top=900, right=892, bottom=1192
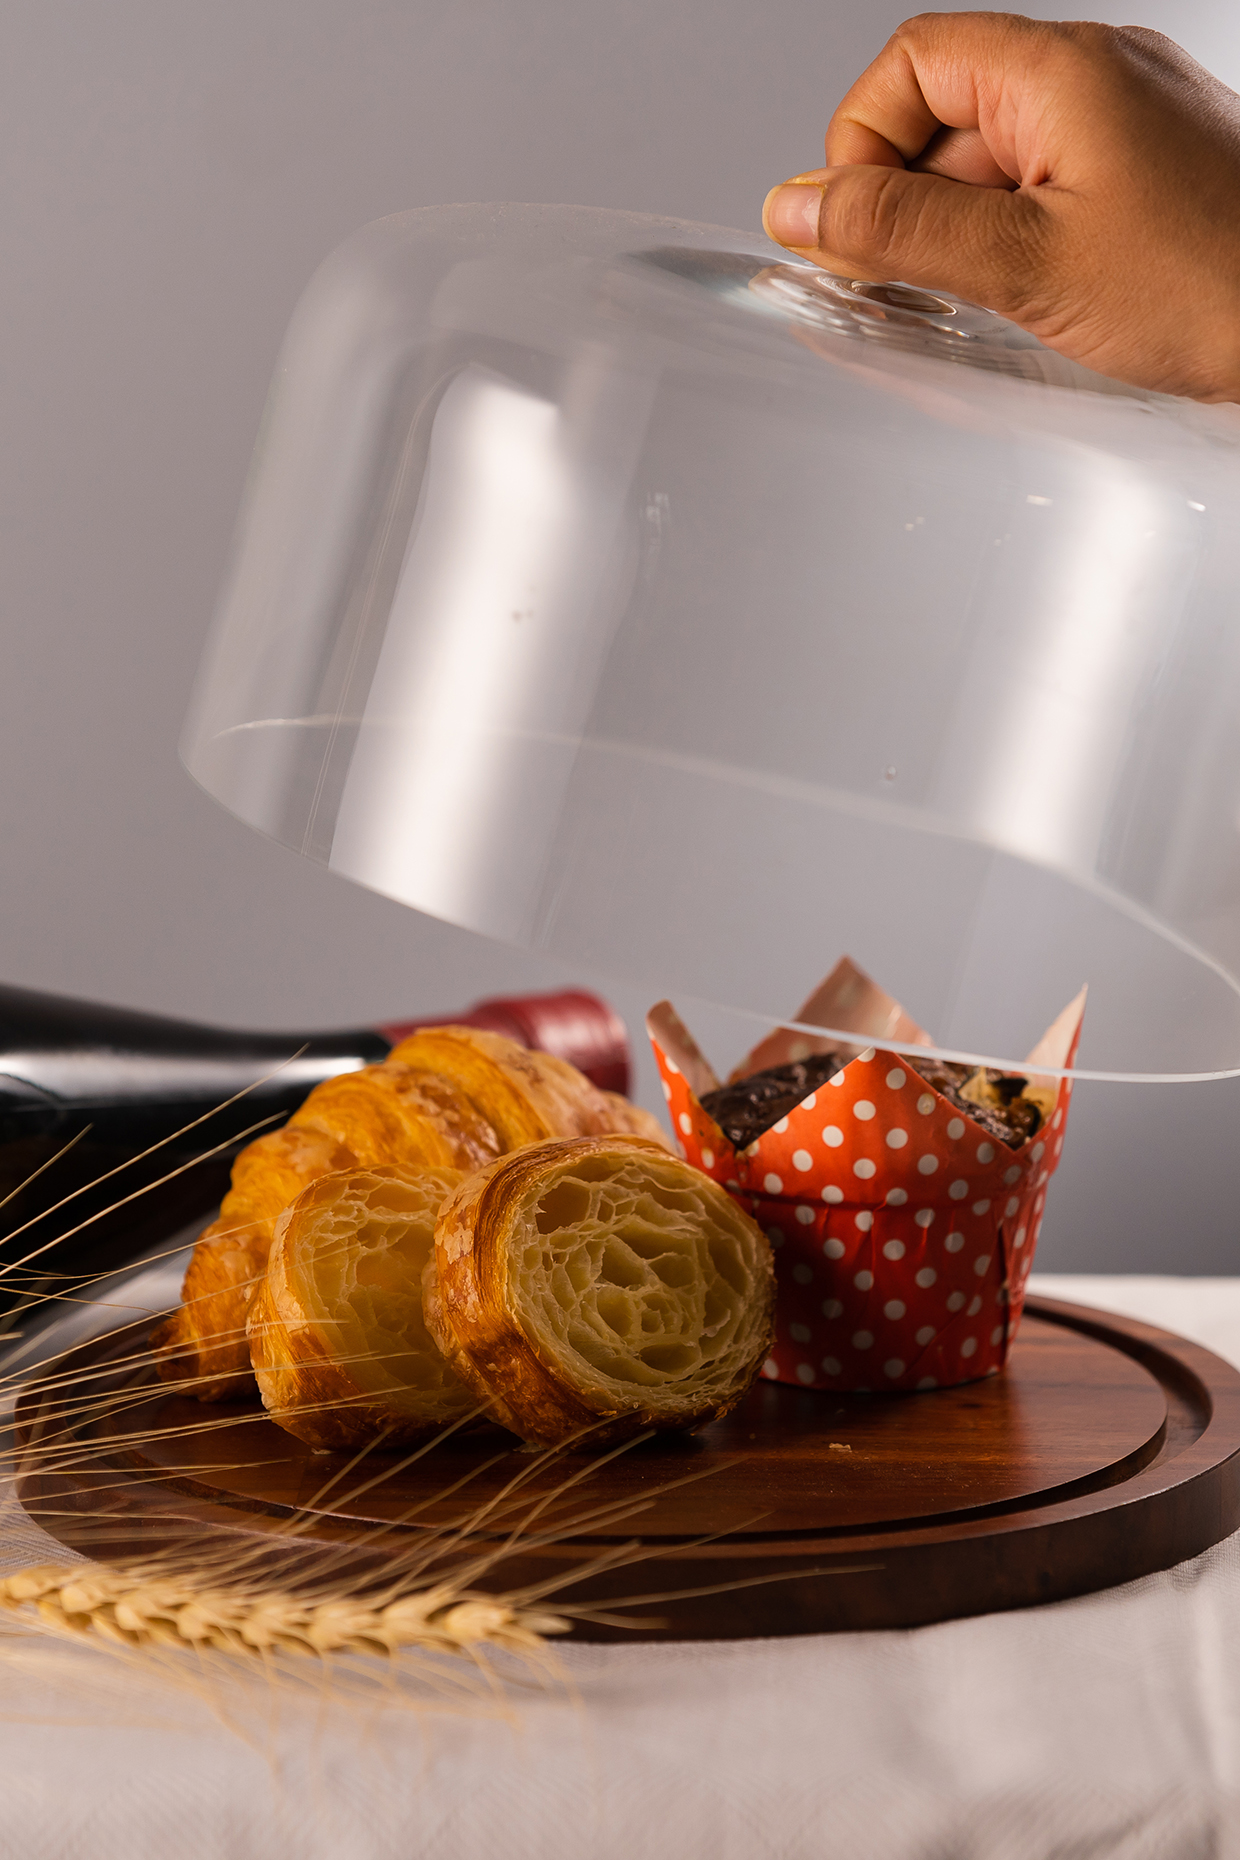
left=16, top=1297, right=1240, bottom=1640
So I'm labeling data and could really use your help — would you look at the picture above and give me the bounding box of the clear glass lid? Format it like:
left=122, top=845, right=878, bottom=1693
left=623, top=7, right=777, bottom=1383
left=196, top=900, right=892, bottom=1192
left=182, top=203, right=1240, bottom=1081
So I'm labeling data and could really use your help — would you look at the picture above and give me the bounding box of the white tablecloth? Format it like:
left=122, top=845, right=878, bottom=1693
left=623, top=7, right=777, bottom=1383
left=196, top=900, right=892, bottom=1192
left=5, top=1273, right=1240, bottom=1860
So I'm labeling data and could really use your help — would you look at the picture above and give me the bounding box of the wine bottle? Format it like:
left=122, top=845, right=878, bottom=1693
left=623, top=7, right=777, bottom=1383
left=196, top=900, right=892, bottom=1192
left=0, top=984, right=629, bottom=1305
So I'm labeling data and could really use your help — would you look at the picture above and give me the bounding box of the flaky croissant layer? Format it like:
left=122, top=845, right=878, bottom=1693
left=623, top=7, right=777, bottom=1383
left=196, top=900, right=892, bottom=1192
left=248, top=1165, right=474, bottom=1450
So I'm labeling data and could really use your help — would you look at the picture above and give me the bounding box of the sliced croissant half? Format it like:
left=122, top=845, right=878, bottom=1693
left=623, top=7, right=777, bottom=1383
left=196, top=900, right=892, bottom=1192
left=150, top=1124, right=355, bottom=1400
left=424, top=1136, right=775, bottom=1447
left=248, top=1165, right=474, bottom=1450
left=154, top=1063, right=500, bottom=1401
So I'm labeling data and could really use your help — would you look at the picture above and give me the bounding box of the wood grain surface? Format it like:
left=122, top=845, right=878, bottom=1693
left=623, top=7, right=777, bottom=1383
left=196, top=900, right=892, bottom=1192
left=16, top=1298, right=1240, bottom=1639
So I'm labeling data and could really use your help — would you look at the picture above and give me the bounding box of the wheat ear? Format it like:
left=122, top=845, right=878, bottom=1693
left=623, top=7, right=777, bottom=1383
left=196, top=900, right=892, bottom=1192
left=0, top=1563, right=569, bottom=1659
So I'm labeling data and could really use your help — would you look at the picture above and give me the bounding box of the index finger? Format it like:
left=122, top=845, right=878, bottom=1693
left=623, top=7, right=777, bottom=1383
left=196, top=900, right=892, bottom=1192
left=825, top=11, right=1046, bottom=179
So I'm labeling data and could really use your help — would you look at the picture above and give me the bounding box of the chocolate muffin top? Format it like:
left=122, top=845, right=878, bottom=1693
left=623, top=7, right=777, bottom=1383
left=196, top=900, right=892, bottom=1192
left=907, top=1059, right=1043, bottom=1149
left=698, top=1051, right=1044, bottom=1151
left=699, top=1052, right=846, bottom=1151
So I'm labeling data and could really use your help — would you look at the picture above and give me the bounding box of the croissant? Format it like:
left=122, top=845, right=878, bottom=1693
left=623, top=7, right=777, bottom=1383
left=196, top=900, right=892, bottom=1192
left=424, top=1136, right=775, bottom=1446
left=288, top=1061, right=500, bottom=1173
left=388, top=1026, right=649, bottom=1151
left=149, top=1124, right=355, bottom=1400
left=153, top=1063, right=501, bottom=1399
left=248, top=1165, right=473, bottom=1450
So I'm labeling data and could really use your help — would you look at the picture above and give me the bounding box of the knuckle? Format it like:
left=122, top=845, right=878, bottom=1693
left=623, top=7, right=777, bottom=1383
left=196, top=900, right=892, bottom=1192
left=1089, top=22, right=1161, bottom=52
left=1108, top=24, right=1182, bottom=69
left=885, top=12, right=962, bottom=64
left=1059, top=20, right=1171, bottom=73
left=890, top=13, right=940, bottom=44
left=883, top=13, right=953, bottom=70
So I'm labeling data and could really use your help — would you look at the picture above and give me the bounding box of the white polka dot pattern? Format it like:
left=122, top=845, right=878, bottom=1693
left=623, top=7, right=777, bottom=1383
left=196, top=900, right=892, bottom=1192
left=650, top=1013, right=1082, bottom=1394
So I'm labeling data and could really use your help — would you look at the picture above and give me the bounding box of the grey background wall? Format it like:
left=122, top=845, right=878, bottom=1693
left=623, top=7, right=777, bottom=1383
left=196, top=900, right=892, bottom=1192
left=0, top=0, right=1237, bottom=1272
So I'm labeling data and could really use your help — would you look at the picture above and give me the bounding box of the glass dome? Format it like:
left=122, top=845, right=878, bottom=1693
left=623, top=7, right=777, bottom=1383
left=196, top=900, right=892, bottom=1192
left=181, top=202, right=1240, bottom=1081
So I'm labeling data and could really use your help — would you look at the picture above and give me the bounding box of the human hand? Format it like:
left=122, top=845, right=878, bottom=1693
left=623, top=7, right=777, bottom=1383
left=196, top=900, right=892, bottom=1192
left=761, top=14, right=1240, bottom=401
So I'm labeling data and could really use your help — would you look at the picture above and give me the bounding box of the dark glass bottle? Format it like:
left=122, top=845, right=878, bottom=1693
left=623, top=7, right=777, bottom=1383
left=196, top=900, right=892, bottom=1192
left=0, top=984, right=629, bottom=1303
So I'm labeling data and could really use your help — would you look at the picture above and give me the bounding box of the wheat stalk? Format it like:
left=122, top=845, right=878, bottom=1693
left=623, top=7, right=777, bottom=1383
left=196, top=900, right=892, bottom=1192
left=0, top=1561, right=570, bottom=1658
left=0, top=1083, right=845, bottom=1722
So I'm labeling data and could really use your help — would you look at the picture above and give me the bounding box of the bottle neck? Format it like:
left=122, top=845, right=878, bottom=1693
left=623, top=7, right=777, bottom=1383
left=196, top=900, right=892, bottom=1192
left=0, top=982, right=387, bottom=1141
left=0, top=980, right=631, bottom=1140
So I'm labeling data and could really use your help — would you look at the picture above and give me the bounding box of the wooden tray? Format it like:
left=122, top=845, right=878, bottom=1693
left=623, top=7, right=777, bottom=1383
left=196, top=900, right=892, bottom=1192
left=16, top=1296, right=1240, bottom=1640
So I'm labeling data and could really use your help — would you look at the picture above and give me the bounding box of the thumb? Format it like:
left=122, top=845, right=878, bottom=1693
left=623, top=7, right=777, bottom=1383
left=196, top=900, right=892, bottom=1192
left=763, top=166, right=1050, bottom=321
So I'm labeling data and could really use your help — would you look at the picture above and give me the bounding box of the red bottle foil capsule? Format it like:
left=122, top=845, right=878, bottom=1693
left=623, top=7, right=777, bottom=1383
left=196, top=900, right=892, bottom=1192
left=377, top=988, right=629, bottom=1096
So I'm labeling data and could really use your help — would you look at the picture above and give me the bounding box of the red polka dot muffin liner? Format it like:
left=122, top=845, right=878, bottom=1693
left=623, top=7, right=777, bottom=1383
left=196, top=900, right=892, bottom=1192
left=647, top=964, right=1085, bottom=1394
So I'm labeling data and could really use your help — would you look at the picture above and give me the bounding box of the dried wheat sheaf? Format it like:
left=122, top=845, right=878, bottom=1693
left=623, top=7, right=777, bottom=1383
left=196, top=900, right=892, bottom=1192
left=0, top=1074, right=745, bottom=1717
left=0, top=1561, right=567, bottom=1657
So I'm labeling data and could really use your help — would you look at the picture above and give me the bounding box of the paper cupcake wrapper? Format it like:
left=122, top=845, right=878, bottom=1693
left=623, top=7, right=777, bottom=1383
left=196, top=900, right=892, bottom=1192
left=648, top=960, right=1085, bottom=1393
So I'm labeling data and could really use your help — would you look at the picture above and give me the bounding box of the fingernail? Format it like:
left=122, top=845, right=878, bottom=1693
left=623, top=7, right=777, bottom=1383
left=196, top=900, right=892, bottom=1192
left=762, top=182, right=825, bottom=249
